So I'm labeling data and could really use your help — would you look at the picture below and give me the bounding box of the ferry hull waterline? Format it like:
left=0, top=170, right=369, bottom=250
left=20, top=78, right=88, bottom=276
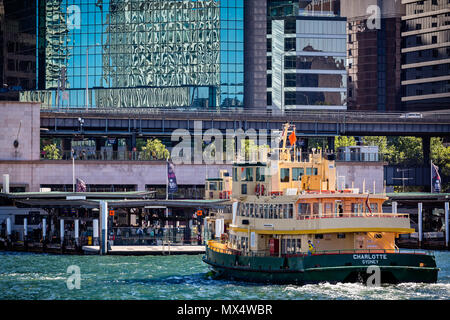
left=203, top=247, right=439, bottom=284
left=202, top=123, right=439, bottom=285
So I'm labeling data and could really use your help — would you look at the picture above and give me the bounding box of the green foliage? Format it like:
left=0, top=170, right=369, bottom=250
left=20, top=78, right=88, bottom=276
left=431, top=137, right=450, bottom=192
left=386, top=136, right=423, bottom=166
left=42, top=143, right=61, bottom=160
left=241, top=140, right=269, bottom=160
left=334, top=136, right=356, bottom=149
left=140, top=139, right=170, bottom=160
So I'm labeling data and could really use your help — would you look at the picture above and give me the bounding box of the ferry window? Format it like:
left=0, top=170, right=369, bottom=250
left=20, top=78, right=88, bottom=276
left=233, top=167, right=238, bottom=182
left=256, top=167, right=265, bottom=182
left=281, top=204, right=286, bottom=218
left=337, top=233, right=346, bottom=239
left=280, top=168, right=290, bottom=183
left=315, top=234, right=324, bottom=239
left=351, top=203, right=359, bottom=214
left=289, top=204, right=294, bottom=218
left=219, top=182, right=223, bottom=191
left=325, top=203, right=333, bottom=215
left=255, top=204, right=260, bottom=218
left=313, top=203, right=319, bottom=215
left=306, top=168, right=312, bottom=175
left=298, top=203, right=310, bottom=216
left=269, top=204, right=274, bottom=219
left=370, top=203, right=378, bottom=213
left=296, top=239, right=301, bottom=253
left=209, top=182, right=218, bottom=191
left=249, top=204, right=254, bottom=217
left=264, top=204, right=269, bottom=219
left=241, top=184, right=247, bottom=194
left=292, top=168, right=304, bottom=181
left=313, top=168, right=318, bottom=175
left=241, top=168, right=254, bottom=182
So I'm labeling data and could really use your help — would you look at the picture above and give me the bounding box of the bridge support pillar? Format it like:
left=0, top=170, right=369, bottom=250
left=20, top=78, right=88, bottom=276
left=422, top=136, right=430, bottom=166
left=328, top=136, right=335, bottom=152
left=445, top=202, right=449, bottom=249
left=418, top=202, right=423, bottom=248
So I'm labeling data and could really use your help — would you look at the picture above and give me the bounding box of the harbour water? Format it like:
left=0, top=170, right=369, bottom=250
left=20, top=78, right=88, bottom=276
left=0, top=250, right=449, bottom=300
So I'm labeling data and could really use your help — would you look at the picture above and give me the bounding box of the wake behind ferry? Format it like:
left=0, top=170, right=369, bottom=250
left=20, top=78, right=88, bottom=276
left=202, top=124, right=439, bottom=284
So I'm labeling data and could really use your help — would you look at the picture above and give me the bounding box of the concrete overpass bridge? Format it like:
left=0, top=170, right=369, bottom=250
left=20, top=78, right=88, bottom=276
left=41, top=108, right=450, bottom=138
left=40, top=108, right=450, bottom=166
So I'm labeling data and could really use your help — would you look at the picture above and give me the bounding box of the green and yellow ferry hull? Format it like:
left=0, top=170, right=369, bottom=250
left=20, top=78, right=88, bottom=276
left=203, top=246, right=439, bottom=284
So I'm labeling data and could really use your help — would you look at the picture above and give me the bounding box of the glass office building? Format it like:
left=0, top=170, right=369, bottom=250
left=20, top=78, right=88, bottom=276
left=267, top=0, right=347, bottom=111
left=20, top=0, right=244, bottom=109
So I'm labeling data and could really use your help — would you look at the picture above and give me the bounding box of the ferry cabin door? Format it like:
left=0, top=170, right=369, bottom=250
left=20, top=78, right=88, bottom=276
left=355, top=233, right=365, bottom=250
left=335, top=200, right=343, bottom=217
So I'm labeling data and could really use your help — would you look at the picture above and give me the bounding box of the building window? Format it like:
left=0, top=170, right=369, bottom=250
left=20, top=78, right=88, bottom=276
left=285, top=19, right=296, bottom=34
left=284, top=92, right=296, bottom=105
left=284, top=38, right=296, bottom=51
left=241, top=183, right=247, bottom=195
left=284, top=56, right=296, bottom=69
left=256, top=167, right=265, bottom=182
left=284, top=73, right=296, bottom=87
left=315, top=234, right=324, bottom=239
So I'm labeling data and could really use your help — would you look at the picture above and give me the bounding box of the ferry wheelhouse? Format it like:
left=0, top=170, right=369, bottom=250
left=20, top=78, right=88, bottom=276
left=202, top=124, right=438, bottom=284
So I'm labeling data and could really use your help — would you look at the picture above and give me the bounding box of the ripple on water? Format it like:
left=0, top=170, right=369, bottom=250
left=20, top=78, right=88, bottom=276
left=0, top=251, right=449, bottom=300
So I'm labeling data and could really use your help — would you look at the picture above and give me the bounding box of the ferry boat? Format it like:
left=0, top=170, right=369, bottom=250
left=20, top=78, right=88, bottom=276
left=202, top=124, right=439, bottom=284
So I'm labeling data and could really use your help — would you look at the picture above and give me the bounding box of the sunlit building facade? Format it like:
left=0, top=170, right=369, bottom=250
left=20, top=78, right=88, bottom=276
left=401, top=0, right=450, bottom=111
left=21, top=0, right=244, bottom=109
left=267, top=0, right=348, bottom=111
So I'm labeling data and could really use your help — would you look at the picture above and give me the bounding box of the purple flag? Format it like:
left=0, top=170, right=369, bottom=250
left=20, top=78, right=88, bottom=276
left=431, top=162, right=441, bottom=193
left=167, top=161, right=178, bottom=194
left=76, top=178, right=87, bottom=192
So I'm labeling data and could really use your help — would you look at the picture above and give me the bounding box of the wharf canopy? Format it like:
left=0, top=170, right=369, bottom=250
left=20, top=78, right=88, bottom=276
left=21, top=0, right=244, bottom=109
left=0, top=192, right=228, bottom=210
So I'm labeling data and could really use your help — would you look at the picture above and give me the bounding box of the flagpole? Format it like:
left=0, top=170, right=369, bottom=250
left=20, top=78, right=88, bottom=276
left=430, top=160, right=433, bottom=193
left=72, top=149, right=75, bottom=192
left=166, top=156, right=169, bottom=201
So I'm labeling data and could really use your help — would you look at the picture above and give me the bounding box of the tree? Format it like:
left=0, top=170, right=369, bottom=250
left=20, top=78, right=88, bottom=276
left=141, top=139, right=170, bottom=160
left=386, top=136, right=423, bottom=166
left=42, top=143, right=62, bottom=160
left=362, top=136, right=396, bottom=162
left=431, top=137, right=450, bottom=192
left=334, top=136, right=356, bottom=149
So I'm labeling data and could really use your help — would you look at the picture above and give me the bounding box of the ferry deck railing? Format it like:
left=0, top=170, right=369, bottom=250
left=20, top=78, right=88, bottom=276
left=238, top=212, right=410, bottom=220
left=296, top=212, right=410, bottom=220
left=207, top=243, right=433, bottom=257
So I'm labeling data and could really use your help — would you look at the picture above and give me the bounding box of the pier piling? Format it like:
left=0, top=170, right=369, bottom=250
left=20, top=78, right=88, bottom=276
left=418, top=203, right=423, bottom=248
left=445, top=202, right=449, bottom=249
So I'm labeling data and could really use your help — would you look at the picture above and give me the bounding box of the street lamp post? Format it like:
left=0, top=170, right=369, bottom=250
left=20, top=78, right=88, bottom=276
left=86, top=43, right=101, bottom=111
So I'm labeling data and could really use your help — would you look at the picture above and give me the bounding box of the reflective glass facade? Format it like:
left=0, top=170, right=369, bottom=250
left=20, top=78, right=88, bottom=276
left=21, top=0, right=244, bottom=109
left=268, top=11, right=347, bottom=111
